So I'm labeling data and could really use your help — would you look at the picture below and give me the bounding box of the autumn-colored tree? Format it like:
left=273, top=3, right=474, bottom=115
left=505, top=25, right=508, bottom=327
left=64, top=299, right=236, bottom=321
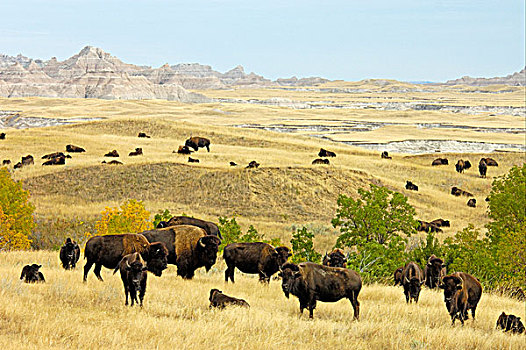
left=94, top=199, right=153, bottom=236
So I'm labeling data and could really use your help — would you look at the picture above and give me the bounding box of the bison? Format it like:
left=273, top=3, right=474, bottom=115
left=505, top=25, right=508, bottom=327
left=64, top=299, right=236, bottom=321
left=451, top=186, right=473, bottom=197
left=138, top=132, right=150, bottom=138
left=481, top=157, right=498, bottom=166
left=104, top=150, right=119, bottom=157
left=496, top=312, right=525, bottom=334
left=66, top=144, right=85, bottom=153
left=230, top=161, right=237, bottom=166
left=430, top=218, right=450, bottom=227
left=165, top=216, right=222, bottom=239
left=20, top=264, right=45, bottom=283
left=141, top=225, right=221, bottom=279
left=246, top=160, right=260, bottom=168
left=209, top=289, right=250, bottom=309
left=479, top=159, right=487, bottom=177
left=83, top=233, right=168, bottom=282
left=417, top=220, right=442, bottom=233
left=14, top=162, right=22, bottom=169
left=393, top=267, right=404, bottom=286
left=2, top=159, right=11, bottom=165
left=185, top=136, right=210, bottom=152
left=59, top=238, right=81, bottom=270
left=0, top=132, right=5, bottom=140
left=129, top=148, right=143, bottom=156
left=322, top=248, right=347, bottom=268
left=42, top=155, right=66, bottom=166
left=432, top=158, right=448, bottom=166
left=176, top=145, right=192, bottom=154
left=102, top=160, right=123, bottom=165
left=42, top=152, right=70, bottom=160
left=279, top=262, right=361, bottom=319
left=223, top=242, right=291, bottom=283
left=401, top=262, right=424, bottom=303
left=455, top=160, right=471, bottom=173
left=312, top=158, right=330, bottom=165
left=424, top=254, right=446, bottom=289
left=188, top=157, right=199, bottom=163
left=381, top=151, right=392, bottom=159
left=21, top=155, right=34, bottom=166
left=439, top=272, right=482, bottom=324
left=467, top=198, right=476, bottom=207
left=318, top=148, right=336, bottom=157
left=405, top=181, right=419, bottom=191
left=114, top=252, right=148, bottom=307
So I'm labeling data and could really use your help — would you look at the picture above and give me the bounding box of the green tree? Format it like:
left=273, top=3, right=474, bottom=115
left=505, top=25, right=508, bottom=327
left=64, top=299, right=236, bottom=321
left=290, top=226, right=321, bottom=263
left=153, top=209, right=172, bottom=228
left=217, top=216, right=243, bottom=251
left=0, top=168, right=34, bottom=250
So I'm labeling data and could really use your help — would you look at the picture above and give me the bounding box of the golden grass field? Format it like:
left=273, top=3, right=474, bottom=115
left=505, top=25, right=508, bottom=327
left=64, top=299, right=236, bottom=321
left=0, top=83, right=525, bottom=348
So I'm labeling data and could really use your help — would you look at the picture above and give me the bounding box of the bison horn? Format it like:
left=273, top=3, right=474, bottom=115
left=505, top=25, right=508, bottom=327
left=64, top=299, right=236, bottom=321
left=404, top=276, right=410, bottom=283
left=199, top=239, right=206, bottom=248
left=125, top=260, right=131, bottom=269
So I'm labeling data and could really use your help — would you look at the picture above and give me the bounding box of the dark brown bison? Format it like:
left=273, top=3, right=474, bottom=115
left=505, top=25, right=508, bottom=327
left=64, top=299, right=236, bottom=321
left=0, top=132, right=5, bottom=140
left=102, top=160, right=123, bottom=165
left=22, top=155, right=34, bottom=166
left=229, top=161, right=237, bottom=166
left=393, top=267, right=403, bottom=286
left=318, top=148, right=336, bottom=157
left=223, top=242, right=291, bottom=283
left=138, top=132, right=150, bottom=138
left=455, top=160, right=471, bottom=173
left=481, top=157, right=498, bottom=166
left=451, top=186, right=473, bottom=197
left=496, top=312, right=525, bottom=334
left=430, top=218, right=450, bottom=227
left=188, top=157, right=199, bottom=163
left=432, top=158, right=448, bottom=166
left=467, top=198, right=476, bottom=207
left=165, top=216, right=222, bottom=239
left=405, top=181, right=419, bottom=191
left=381, top=151, right=392, bottom=159
left=185, top=136, right=210, bottom=152
left=209, top=289, right=250, bottom=309
left=104, top=150, right=119, bottom=157
left=322, top=248, right=347, bottom=268
left=478, top=159, right=487, bottom=177
left=279, top=262, right=361, bottom=319
left=246, top=160, right=260, bottom=168
left=66, top=144, right=85, bottom=153
left=140, top=226, right=221, bottom=279
left=312, top=158, right=330, bottom=165
left=439, top=272, right=482, bottom=324
left=20, top=264, right=45, bottom=283
left=14, top=162, right=22, bottom=169
left=129, top=148, right=143, bottom=156
left=424, top=254, right=446, bottom=289
left=114, top=252, right=148, bottom=307
left=2, top=159, right=11, bottom=165
left=42, top=155, right=66, bottom=166
left=417, top=220, right=442, bottom=233
left=156, top=221, right=169, bottom=228
left=42, top=152, right=70, bottom=160
left=176, top=145, right=192, bottom=154
left=402, top=262, right=424, bottom=303
left=83, top=234, right=168, bottom=282
left=59, top=238, right=81, bottom=270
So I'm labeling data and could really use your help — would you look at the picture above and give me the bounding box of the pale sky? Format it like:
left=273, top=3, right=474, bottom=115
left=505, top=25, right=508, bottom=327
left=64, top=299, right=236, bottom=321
left=0, top=0, right=524, bottom=82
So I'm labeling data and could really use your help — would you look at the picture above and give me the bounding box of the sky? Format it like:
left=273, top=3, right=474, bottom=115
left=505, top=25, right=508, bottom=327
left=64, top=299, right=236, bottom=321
left=0, top=0, right=524, bottom=82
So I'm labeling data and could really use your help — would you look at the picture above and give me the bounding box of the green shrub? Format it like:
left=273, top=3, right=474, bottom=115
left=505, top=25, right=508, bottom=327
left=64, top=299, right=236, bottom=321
left=290, top=226, right=321, bottom=264
left=153, top=209, right=172, bottom=228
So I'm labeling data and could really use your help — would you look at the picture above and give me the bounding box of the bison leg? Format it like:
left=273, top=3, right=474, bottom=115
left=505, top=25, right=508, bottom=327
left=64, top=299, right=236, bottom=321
left=94, top=263, right=104, bottom=281
left=206, top=145, right=210, bottom=152
left=83, top=260, right=94, bottom=282
left=139, top=276, right=147, bottom=307
left=129, top=289, right=137, bottom=306
left=258, top=271, right=270, bottom=284
left=124, top=285, right=129, bottom=306
left=349, top=291, right=360, bottom=321
left=470, top=305, right=477, bottom=320
left=308, top=300, right=317, bottom=319
left=225, top=265, right=235, bottom=283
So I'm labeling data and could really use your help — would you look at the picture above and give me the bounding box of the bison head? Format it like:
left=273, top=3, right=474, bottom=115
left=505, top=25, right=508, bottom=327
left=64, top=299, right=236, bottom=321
left=209, top=288, right=222, bottom=302
left=143, top=242, right=169, bottom=277
left=196, top=235, right=221, bottom=271
left=404, top=276, right=424, bottom=300
left=439, top=275, right=463, bottom=304
left=62, top=238, right=78, bottom=263
left=125, top=259, right=147, bottom=292
left=275, top=246, right=292, bottom=267
left=278, top=263, right=300, bottom=298
left=324, top=249, right=347, bottom=268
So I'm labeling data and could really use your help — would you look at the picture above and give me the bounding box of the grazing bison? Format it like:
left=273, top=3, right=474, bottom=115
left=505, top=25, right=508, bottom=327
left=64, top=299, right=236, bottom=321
left=138, top=132, right=150, bottom=138
left=42, top=155, right=66, bottom=166
left=59, top=238, right=81, bottom=270
left=279, top=262, right=361, bottom=319
left=20, top=264, right=45, bottom=283
left=496, top=312, right=525, bottom=334
left=381, top=151, right=392, bottom=159
left=478, top=159, right=487, bottom=177
left=21, top=155, right=34, bottom=166
left=393, top=267, right=404, bottom=286
left=165, top=216, right=222, bottom=239
left=185, top=136, right=210, bottom=152
left=439, top=272, right=482, bottom=324
left=455, top=160, right=471, bottom=173
left=417, top=220, right=442, bottom=233
left=430, top=218, right=450, bottom=227
left=401, top=262, right=424, bottom=303
left=318, top=148, right=336, bottom=157
left=209, top=289, right=250, bottom=309
left=229, top=161, right=237, bottom=166
left=481, top=157, right=498, bottom=166
left=14, top=162, right=22, bottom=169
left=141, top=226, right=221, bottom=279
left=322, top=248, right=347, bottom=268
left=66, top=144, right=85, bottom=153
left=223, top=242, right=291, bottom=283
left=104, top=150, right=119, bottom=157
left=246, top=160, right=260, bottom=168
left=188, top=157, right=199, bottom=163
left=405, top=181, right=419, bottom=191
left=432, top=158, right=448, bottom=166
left=102, top=160, right=123, bottom=165
left=424, top=254, right=446, bottom=289
left=312, top=158, right=330, bottom=165
left=0, top=132, right=5, bottom=139
left=2, top=159, right=10, bottom=165
left=176, top=145, right=192, bottom=154
left=129, top=147, right=143, bottom=156
left=83, top=234, right=168, bottom=282
left=467, top=198, right=476, bottom=207
left=114, top=252, right=148, bottom=307
left=451, top=186, right=473, bottom=197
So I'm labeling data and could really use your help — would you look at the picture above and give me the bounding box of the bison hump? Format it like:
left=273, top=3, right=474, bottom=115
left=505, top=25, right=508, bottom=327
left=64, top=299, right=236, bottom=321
left=122, top=234, right=150, bottom=255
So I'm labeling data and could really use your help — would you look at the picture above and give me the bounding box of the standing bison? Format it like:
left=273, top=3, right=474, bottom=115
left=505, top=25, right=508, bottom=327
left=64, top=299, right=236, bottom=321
left=279, top=262, right=361, bottom=319
left=223, top=242, right=291, bottom=283
left=322, top=248, right=347, bottom=268
left=165, top=216, right=222, bottom=239
left=59, top=238, right=81, bottom=270
left=20, top=264, right=45, bottom=283
left=401, top=261, right=424, bottom=303
left=83, top=234, right=168, bottom=282
left=424, top=254, right=446, bottom=289
left=185, top=137, right=210, bottom=152
left=393, top=267, right=404, bottom=286
left=114, top=252, right=148, bottom=307
left=478, top=159, right=487, bottom=178
left=141, top=225, right=221, bottom=279
left=439, top=272, right=482, bottom=324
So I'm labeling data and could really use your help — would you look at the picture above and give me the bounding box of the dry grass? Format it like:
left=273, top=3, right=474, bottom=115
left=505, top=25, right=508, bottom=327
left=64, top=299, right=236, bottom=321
left=0, top=250, right=524, bottom=350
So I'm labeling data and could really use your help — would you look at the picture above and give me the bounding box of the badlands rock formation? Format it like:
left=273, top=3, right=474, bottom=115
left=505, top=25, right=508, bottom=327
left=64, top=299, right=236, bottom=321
left=445, top=67, right=525, bottom=86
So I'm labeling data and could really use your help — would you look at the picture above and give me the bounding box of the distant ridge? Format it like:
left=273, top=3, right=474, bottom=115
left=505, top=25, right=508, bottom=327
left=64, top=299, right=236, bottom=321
left=444, top=67, right=525, bottom=86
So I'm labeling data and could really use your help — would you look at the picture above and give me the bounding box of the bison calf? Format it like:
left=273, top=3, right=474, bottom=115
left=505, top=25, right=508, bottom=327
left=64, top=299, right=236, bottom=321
left=20, top=264, right=45, bottom=283
left=114, top=252, right=148, bottom=307
left=175, top=145, right=192, bottom=154
left=60, top=238, right=81, bottom=270
left=496, top=312, right=525, bottom=334
left=209, top=289, right=250, bottom=309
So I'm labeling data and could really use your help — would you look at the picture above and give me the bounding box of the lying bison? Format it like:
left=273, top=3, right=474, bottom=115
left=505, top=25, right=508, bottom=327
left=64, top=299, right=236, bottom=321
left=185, top=136, right=210, bottom=152
left=20, top=264, right=45, bottom=283
left=439, top=272, right=482, bottom=325
left=381, top=151, right=392, bottom=159
left=467, top=198, right=477, bottom=207
left=176, top=145, right=192, bottom=154
left=141, top=225, right=221, bottom=279
left=2, top=159, right=10, bottom=165
left=246, top=160, right=260, bottom=168
left=0, top=132, right=5, bottom=140
left=417, top=220, right=442, bottom=233
left=165, top=216, right=222, bottom=239
left=188, top=157, right=199, bottom=163
left=102, top=160, right=123, bottom=165
left=405, top=181, right=419, bottom=191
left=430, top=218, right=450, bottom=227
left=104, top=150, right=119, bottom=157
left=223, top=242, right=291, bottom=283
left=138, top=132, right=150, bottom=138
left=83, top=233, right=168, bottom=282
left=402, top=261, right=424, bottom=303
left=59, top=238, right=80, bottom=270
left=129, top=148, right=143, bottom=156
left=322, top=248, right=347, bottom=268
left=114, top=252, right=148, bottom=307
left=312, top=158, right=330, bottom=165
left=424, top=254, right=446, bottom=289
left=496, top=312, right=525, bottom=334
left=66, top=144, right=85, bottom=153
left=42, top=152, right=70, bottom=160
left=280, top=262, right=361, bottom=319
left=230, top=161, right=237, bottom=166
left=42, top=155, right=66, bottom=166
left=209, top=289, right=250, bottom=309
left=318, top=148, right=336, bottom=157
left=451, top=186, right=473, bottom=197
left=432, top=158, right=448, bottom=166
